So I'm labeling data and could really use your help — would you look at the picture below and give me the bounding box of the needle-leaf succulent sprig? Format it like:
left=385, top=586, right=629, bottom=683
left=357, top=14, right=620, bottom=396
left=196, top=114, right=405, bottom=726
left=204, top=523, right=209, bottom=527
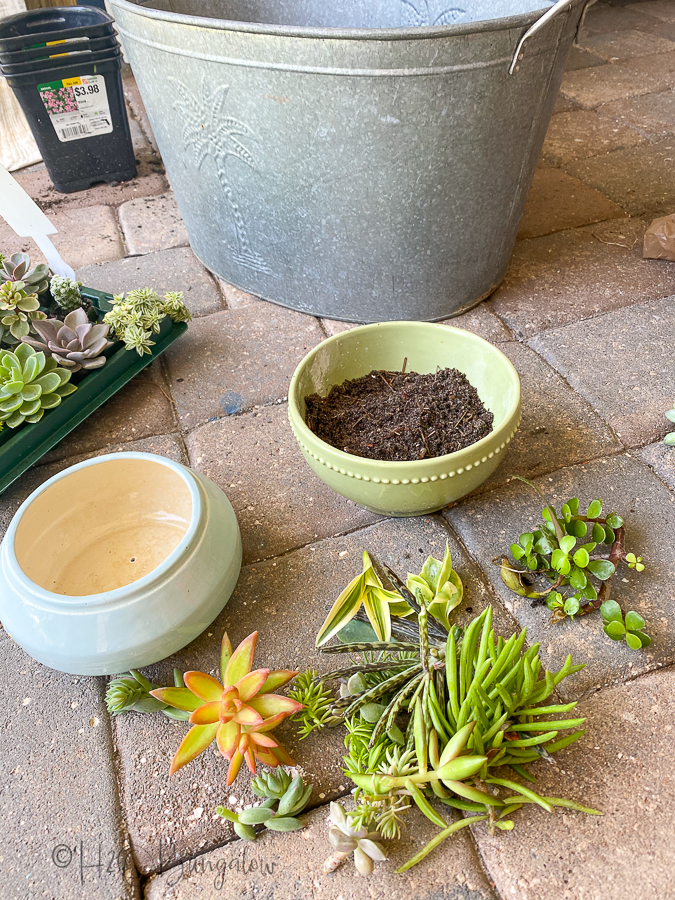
left=288, top=669, right=334, bottom=738
left=106, top=668, right=191, bottom=720
left=499, top=476, right=649, bottom=647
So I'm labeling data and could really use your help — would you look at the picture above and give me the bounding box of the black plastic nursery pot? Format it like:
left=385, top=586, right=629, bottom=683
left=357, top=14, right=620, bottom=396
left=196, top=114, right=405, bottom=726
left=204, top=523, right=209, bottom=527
left=0, top=288, right=187, bottom=495
left=4, top=53, right=136, bottom=192
left=0, top=35, right=118, bottom=65
left=0, top=7, right=114, bottom=52
left=1, top=45, right=121, bottom=75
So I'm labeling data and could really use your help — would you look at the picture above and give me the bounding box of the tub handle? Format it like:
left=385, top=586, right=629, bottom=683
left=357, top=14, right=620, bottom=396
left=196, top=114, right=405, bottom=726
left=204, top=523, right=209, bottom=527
left=509, top=0, right=592, bottom=74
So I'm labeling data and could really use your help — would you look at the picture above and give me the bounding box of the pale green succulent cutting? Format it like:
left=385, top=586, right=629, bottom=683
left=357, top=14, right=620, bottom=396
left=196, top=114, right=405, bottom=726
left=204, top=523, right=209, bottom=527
left=0, top=280, right=46, bottom=345
left=0, top=343, right=76, bottom=428
left=406, top=544, right=463, bottom=631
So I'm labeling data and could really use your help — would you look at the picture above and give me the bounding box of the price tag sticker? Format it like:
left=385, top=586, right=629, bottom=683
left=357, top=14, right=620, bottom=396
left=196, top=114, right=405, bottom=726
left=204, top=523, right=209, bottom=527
left=38, top=74, right=113, bottom=142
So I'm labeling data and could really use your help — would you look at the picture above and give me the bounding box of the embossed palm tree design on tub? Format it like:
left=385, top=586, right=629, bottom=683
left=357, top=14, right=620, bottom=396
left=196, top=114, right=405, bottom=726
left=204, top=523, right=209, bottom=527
left=401, top=0, right=466, bottom=25
left=170, top=77, right=270, bottom=274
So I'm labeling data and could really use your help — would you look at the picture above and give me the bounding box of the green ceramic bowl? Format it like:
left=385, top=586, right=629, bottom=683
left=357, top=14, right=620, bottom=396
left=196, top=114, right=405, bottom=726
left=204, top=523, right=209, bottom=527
left=288, top=322, right=521, bottom=516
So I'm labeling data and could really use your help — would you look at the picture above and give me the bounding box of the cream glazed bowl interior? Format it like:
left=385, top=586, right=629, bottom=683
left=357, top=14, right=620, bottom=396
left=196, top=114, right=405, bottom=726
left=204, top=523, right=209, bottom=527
left=0, top=452, right=242, bottom=675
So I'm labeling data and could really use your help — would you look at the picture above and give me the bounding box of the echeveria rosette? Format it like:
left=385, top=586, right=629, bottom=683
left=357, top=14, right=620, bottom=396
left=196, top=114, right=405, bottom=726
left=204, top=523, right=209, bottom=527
left=0, top=280, right=47, bottom=345
left=406, top=543, right=463, bottom=631
left=0, top=343, right=76, bottom=428
left=150, top=631, right=302, bottom=784
left=24, top=307, right=113, bottom=372
left=1, top=253, right=49, bottom=294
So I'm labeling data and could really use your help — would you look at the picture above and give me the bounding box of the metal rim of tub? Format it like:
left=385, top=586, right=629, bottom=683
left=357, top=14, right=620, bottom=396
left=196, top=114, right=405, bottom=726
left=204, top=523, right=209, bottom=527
left=111, top=0, right=557, bottom=41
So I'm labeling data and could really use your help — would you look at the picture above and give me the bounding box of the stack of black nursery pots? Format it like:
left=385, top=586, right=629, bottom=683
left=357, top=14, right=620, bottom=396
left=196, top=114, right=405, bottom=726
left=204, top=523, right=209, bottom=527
left=0, top=6, right=136, bottom=192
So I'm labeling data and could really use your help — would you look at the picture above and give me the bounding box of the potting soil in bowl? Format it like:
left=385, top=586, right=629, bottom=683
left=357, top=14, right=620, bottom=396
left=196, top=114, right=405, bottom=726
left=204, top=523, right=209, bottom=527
left=304, top=366, right=494, bottom=461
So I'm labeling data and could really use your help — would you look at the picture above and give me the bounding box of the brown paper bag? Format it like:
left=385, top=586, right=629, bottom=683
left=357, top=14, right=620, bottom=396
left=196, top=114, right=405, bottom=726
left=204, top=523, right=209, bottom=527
left=643, top=213, right=675, bottom=261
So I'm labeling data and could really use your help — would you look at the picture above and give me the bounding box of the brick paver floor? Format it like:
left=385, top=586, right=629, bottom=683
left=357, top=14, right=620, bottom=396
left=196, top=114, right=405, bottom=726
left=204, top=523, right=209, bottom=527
left=1, top=2, right=674, bottom=898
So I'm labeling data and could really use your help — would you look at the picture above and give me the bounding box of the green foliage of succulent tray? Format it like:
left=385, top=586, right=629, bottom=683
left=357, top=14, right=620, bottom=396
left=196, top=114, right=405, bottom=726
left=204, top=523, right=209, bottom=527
left=0, top=287, right=187, bottom=494
left=499, top=476, right=650, bottom=648
left=0, top=343, right=75, bottom=428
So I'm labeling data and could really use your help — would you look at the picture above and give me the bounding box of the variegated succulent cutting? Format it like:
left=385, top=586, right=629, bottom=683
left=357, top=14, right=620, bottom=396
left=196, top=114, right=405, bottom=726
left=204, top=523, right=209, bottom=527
left=315, top=545, right=462, bottom=646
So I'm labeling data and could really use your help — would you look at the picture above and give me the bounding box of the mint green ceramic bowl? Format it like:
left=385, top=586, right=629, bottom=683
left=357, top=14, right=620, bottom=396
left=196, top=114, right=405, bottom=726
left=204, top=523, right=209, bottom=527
left=288, top=322, right=521, bottom=516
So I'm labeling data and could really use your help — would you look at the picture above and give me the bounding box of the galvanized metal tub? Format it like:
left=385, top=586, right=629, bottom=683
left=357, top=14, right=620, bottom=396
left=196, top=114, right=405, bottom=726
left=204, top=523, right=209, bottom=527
left=109, top=0, right=586, bottom=322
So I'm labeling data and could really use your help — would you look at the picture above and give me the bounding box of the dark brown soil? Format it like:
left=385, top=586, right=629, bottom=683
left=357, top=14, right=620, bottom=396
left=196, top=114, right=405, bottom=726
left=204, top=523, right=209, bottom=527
left=304, top=367, right=494, bottom=462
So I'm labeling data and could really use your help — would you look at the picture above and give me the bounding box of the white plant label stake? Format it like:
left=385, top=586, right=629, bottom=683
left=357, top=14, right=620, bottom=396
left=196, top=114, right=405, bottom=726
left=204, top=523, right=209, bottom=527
left=0, top=163, right=76, bottom=279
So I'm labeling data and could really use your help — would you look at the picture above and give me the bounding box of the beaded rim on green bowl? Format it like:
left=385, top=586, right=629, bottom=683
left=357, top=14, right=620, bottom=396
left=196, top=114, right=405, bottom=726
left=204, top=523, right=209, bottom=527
left=288, top=321, right=522, bottom=486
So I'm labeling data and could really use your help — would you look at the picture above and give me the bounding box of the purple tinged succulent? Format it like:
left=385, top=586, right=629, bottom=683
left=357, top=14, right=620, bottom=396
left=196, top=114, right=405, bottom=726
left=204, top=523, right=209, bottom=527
left=23, top=308, right=113, bottom=372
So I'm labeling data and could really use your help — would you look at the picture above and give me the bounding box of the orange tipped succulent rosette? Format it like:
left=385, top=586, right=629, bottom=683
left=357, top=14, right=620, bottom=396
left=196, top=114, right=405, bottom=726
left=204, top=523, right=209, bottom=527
left=150, top=631, right=302, bottom=785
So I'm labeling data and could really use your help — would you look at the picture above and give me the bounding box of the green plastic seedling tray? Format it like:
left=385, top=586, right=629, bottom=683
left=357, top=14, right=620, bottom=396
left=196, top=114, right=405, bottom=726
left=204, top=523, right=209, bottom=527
left=0, top=287, right=187, bottom=494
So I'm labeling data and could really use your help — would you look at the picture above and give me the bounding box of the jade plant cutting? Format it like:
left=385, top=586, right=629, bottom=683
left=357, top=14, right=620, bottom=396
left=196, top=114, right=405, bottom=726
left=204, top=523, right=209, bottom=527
left=498, top=476, right=649, bottom=649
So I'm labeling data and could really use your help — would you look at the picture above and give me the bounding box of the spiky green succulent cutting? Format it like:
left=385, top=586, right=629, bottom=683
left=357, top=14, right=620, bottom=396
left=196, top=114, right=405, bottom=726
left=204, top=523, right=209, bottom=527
left=106, top=668, right=190, bottom=720
left=0, top=343, right=75, bottom=427
left=103, top=288, right=192, bottom=356
left=49, top=275, right=83, bottom=312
